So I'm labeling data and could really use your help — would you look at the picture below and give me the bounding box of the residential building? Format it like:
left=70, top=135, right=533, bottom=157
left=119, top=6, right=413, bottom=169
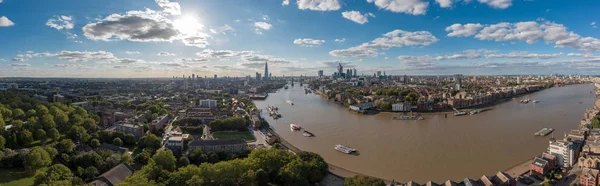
left=115, top=123, right=144, bottom=139
left=188, top=139, right=247, bottom=153
left=392, top=102, right=412, bottom=112
left=349, top=102, right=373, bottom=112
left=580, top=168, right=600, bottom=186
left=198, top=99, right=217, bottom=108
left=166, top=136, right=184, bottom=150
left=149, top=114, right=169, bottom=132
left=88, top=163, right=134, bottom=186
left=579, top=154, right=600, bottom=169
left=548, top=138, right=576, bottom=168
left=318, top=70, right=324, bottom=77
left=251, top=114, right=261, bottom=128
left=53, top=94, right=65, bottom=103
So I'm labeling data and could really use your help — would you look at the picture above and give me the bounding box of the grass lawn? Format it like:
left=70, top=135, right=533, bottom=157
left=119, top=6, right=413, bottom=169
left=213, top=131, right=256, bottom=142
left=0, top=168, right=35, bottom=186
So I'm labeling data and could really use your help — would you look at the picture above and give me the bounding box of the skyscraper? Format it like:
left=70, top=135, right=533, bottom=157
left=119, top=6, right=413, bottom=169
left=318, top=70, right=323, bottom=77
left=338, top=63, right=343, bottom=75
left=353, top=68, right=357, bottom=77
left=454, top=74, right=463, bottom=90
left=256, top=72, right=261, bottom=80
left=263, top=62, right=269, bottom=81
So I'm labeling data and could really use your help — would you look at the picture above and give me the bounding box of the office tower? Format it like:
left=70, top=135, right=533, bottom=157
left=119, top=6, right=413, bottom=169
left=256, top=72, right=261, bottom=80
left=318, top=70, right=323, bottom=77
left=353, top=68, right=357, bottom=77
left=263, top=62, right=269, bottom=81
left=454, top=74, right=463, bottom=90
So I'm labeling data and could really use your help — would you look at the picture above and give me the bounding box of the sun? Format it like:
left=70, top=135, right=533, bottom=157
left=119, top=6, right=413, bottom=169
left=173, top=15, right=203, bottom=35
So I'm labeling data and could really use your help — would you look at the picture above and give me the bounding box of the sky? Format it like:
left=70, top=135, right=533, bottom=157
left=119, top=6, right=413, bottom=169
left=1, top=0, right=600, bottom=78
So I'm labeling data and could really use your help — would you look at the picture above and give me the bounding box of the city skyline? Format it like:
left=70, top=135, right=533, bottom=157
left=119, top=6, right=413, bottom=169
left=2, top=0, right=600, bottom=78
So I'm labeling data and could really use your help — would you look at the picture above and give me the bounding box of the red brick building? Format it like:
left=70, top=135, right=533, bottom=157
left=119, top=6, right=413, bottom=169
left=580, top=168, right=600, bottom=186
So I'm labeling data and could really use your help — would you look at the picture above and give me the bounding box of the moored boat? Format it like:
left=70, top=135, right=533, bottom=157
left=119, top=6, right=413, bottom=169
left=334, top=144, right=356, bottom=154
left=454, top=112, right=467, bottom=116
left=392, top=115, right=424, bottom=120
left=302, top=131, right=315, bottom=137
left=290, top=124, right=301, bottom=131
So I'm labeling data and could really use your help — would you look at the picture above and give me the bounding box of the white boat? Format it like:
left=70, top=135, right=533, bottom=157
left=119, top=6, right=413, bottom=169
left=533, top=100, right=540, bottom=103
left=290, top=124, right=301, bottom=131
left=286, top=100, right=294, bottom=105
left=335, top=144, right=356, bottom=154
left=454, top=112, right=467, bottom=116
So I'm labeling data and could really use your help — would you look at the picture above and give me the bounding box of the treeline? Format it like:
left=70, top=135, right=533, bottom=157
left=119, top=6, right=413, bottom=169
left=120, top=148, right=329, bottom=186
left=209, top=117, right=247, bottom=131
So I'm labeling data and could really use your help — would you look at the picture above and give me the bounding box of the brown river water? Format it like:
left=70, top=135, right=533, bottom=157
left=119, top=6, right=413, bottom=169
left=253, top=83, right=597, bottom=183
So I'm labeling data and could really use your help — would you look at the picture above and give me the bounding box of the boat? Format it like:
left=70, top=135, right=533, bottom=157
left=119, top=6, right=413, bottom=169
left=519, top=99, right=530, bottom=104
left=469, top=108, right=492, bottom=115
left=534, top=128, right=554, bottom=136
left=334, top=144, right=356, bottom=154
left=454, top=112, right=467, bottom=116
left=532, top=100, right=540, bottom=103
left=284, top=86, right=289, bottom=89
left=302, top=131, right=315, bottom=137
left=286, top=100, right=294, bottom=105
left=392, top=115, right=424, bottom=120
left=290, top=124, right=301, bottom=131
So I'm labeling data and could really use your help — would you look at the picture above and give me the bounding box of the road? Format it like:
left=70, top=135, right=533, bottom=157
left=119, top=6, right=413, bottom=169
left=159, top=116, right=178, bottom=150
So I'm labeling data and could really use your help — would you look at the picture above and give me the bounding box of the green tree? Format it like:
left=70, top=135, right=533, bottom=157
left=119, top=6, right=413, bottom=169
left=35, top=129, right=47, bottom=141
left=26, top=109, right=36, bottom=118
left=24, top=147, right=52, bottom=174
left=152, top=150, right=177, bottom=171
left=0, top=136, right=4, bottom=149
left=278, top=159, right=310, bottom=186
left=135, top=151, right=152, bottom=165
left=37, top=105, right=50, bottom=116
left=592, top=116, right=600, bottom=129
left=296, top=151, right=328, bottom=183
left=67, top=125, right=90, bottom=142
left=344, top=175, right=386, bottom=186
left=113, top=137, right=123, bottom=146
left=19, top=129, right=34, bottom=145
left=82, top=118, right=97, bottom=131
left=0, top=113, right=4, bottom=131
left=43, top=146, right=58, bottom=160
left=83, top=166, right=99, bottom=180
left=12, top=108, right=25, bottom=120
left=57, top=139, right=74, bottom=153
left=139, top=134, right=161, bottom=149
left=124, top=133, right=136, bottom=145
left=90, top=138, right=101, bottom=148
left=47, top=128, right=60, bottom=141
left=54, top=111, right=70, bottom=130
left=178, top=156, right=190, bottom=167
left=40, top=114, right=55, bottom=130
left=33, top=164, right=74, bottom=185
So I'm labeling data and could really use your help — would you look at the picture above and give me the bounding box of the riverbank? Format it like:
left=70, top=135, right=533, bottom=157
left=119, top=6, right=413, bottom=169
left=275, top=132, right=398, bottom=185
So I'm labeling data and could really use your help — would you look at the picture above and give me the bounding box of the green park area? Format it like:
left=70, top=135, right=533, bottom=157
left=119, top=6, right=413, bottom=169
left=0, top=169, right=35, bottom=186
left=212, top=131, right=256, bottom=142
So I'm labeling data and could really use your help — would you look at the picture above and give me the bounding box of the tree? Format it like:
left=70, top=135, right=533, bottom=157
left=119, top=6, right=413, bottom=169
left=90, top=139, right=101, bottom=148
left=124, top=134, right=136, bottom=145
left=83, top=166, right=99, bottom=180
left=19, top=129, right=34, bottom=145
left=47, top=128, right=60, bottom=141
left=40, top=114, right=55, bottom=130
left=35, top=129, right=47, bottom=141
left=278, top=159, right=310, bottom=186
left=135, top=151, right=152, bottom=165
left=24, top=147, right=52, bottom=174
left=189, top=148, right=205, bottom=164
left=139, top=134, right=161, bottom=149
left=43, top=146, right=58, bottom=160
left=54, top=111, right=70, bottom=130
left=113, top=137, right=123, bottom=146
left=34, top=164, right=74, bottom=185
left=152, top=150, right=177, bottom=171
left=57, top=139, right=74, bottom=153
left=67, top=125, right=90, bottom=142
left=82, top=118, right=97, bottom=131
left=13, top=108, right=25, bottom=120
left=37, top=105, right=50, bottom=116
left=0, top=136, right=4, bottom=149
left=26, top=109, right=36, bottom=118
left=296, top=151, right=328, bottom=183
left=344, top=175, right=386, bottom=186
left=178, top=156, right=190, bottom=167
left=0, top=113, right=4, bottom=131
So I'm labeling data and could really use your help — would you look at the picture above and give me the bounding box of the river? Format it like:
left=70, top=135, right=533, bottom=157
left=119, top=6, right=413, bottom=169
left=253, top=83, right=597, bottom=183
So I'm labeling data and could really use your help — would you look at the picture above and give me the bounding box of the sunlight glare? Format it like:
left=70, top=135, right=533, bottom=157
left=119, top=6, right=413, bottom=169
left=174, top=15, right=203, bottom=35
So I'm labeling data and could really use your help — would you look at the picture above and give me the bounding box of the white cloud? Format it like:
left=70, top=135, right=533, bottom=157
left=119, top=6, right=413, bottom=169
left=11, top=63, right=30, bottom=67
left=476, top=0, right=512, bottom=9
left=66, top=32, right=78, bottom=39
left=83, top=9, right=180, bottom=42
left=0, top=16, right=15, bottom=27
left=445, top=23, right=483, bottom=37
left=157, top=52, right=176, bottom=56
left=155, top=0, right=182, bottom=15
left=282, top=0, right=290, bottom=6
left=254, top=22, right=272, bottom=30
left=196, top=49, right=253, bottom=58
left=330, top=29, right=439, bottom=57
left=341, top=11, right=375, bottom=24
left=334, top=38, right=346, bottom=43
left=484, top=51, right=562, bottom=59
left=46, top=15, right=74, bottom=30
left=446, top=21, right=600, bottom=52
left=125, top=51, right=141, bottom=55
left=293, top=38, right=326, bottom=47
left=592, top=22, right=597, bottom=29
left=241, top=54, right=293, bottom=64
left=177, top=58, right=208, bottom=63
left=297, top=0, right=341, bottom=11
left=436, top=0, right=453, bottom=8
left=262, top=15, right=270, bottom=21
left=58, top=51, right=117, bottom=62
left=366, top=0, right=429, bottom=15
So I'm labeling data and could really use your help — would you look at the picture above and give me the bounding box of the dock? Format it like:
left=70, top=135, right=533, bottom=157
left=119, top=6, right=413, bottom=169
left=534, top=128, right=554, bottom=136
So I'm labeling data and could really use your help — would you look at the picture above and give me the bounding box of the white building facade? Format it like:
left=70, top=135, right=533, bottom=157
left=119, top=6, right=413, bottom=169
left=199, top=99, right=217, bottom=108
left=548, top=139, right=575, bottom=168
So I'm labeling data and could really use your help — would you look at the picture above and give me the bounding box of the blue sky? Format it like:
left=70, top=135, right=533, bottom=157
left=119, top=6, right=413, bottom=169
left=1, top=0, right=600, bottom=77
